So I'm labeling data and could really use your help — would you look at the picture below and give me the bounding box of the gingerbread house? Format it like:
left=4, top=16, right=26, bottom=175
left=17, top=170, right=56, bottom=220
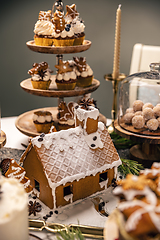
left=20, top=104, right=121, bottom=209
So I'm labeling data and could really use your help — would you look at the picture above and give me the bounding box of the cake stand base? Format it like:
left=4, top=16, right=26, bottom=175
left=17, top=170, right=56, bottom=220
left=114, top=119, right=160, bottom=168
left=130, top=143, right=160, bottom=168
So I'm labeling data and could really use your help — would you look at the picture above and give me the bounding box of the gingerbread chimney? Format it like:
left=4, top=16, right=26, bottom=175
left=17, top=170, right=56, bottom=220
left=74, top=104, right=99, bottom=135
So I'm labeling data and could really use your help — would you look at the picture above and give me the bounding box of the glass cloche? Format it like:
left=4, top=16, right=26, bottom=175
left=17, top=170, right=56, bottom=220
left=118, top=63, right=160, bottom=134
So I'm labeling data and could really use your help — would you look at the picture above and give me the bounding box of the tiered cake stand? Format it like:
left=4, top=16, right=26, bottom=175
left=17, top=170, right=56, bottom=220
left=114, top=119, right=160, bottom=167
left=15, top=40, right=105, bottom=137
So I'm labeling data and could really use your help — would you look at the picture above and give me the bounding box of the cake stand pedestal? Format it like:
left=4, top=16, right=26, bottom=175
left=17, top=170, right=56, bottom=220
left=0, top=130, right=6, bottom=148
left=114, top=119, right=160, bottom=168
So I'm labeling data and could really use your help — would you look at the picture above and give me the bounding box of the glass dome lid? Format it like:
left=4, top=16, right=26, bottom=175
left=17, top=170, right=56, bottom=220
left=118, top=63, right=160, bottom=135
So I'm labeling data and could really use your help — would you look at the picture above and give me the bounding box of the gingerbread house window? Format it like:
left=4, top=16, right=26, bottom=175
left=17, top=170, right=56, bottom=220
left=63, top=185, right=73, bottom=197
left=99, top=172, right=108, bottom=183
left=34, top=179, right=40, bottom=192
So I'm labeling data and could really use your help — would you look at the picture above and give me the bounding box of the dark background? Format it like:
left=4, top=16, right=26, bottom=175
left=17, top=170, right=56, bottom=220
left=1, top=0, right=160, bottom=119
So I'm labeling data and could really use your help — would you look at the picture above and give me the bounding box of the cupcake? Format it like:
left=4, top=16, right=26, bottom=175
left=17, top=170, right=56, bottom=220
left=28, top=62, right=53, bottom=90
left=34, top=10, right=54, bottom=46
left=33, top=110, right=54, bottom=133
left=55, top=59, right=77, bottom=90
left=51, top=10, right=75, bottom=46
left=65, top=4, right=85, bottom=45
left=57, top=101, right=76, bottom=130
left=73, top=57, right=93, bottom=87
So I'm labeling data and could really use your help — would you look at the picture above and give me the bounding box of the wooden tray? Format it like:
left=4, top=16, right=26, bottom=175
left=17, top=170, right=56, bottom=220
left=15, top=107, right=107, bottom=137
left=26, top=40, right=91, bottom=54
left=114, top=119, right=160, bottom=144
left=20, top=76, right=100, bottom=98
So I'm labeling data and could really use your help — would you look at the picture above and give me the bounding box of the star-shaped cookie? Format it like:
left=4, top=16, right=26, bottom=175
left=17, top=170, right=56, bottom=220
left=117, top=174, right=153, bottom=191
left=55, top=60, right=72, bottom=74
left=65, top=4, right=79, bottom=19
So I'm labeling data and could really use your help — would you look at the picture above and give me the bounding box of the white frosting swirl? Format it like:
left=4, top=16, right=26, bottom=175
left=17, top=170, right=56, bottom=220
left=53, top=25, right=74, bottom=39
left=34, top=20, right=54, bottom=36
left=72, top=17, right=85, bottom=34
left=33, top=114, right=53, bottom=123
left=31, top=70, right=51, bottom=82
left=75, top=64, right=93, bottom=78
left=57, top=70, right=76, bottom=82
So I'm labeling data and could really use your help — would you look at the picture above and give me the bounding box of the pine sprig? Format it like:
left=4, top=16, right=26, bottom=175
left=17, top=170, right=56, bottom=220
left=110, top=131, right=136, bottom=149
left=118, top=158, right=144, bottom=176
left=56, top=226, right=85, bottom=240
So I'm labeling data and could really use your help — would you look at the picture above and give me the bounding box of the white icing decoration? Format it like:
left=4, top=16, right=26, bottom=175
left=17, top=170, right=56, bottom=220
left=114, top=185, right=160, bottom=232
left=99, top=179, right=108, bottom=190
left=74, top=106, right=99, bottom=131
left=64, top=193, right=73, bottom=203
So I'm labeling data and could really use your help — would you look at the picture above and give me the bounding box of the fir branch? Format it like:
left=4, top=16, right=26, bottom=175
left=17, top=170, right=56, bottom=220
left=110, top=131, right=136, bottom=149
left=56, top=226, right=85, bottom=240
left=118, top=158, right=144, bottom=176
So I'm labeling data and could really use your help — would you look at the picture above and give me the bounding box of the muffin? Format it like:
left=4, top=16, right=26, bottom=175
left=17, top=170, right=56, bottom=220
left=55, top=59, right=77, bottom=90
left=57, top=101, right=76, bottom=130
left=73, top=57, right=93, bottom=87
left=51, top=10, right=75, bottom=46
left=65, top=4, right=85, bottom=45
left=33, top=110, right=54, bottom=133
left=34, top=10, right=54, bottom=46
left=28, top=62, right=52, bottom=90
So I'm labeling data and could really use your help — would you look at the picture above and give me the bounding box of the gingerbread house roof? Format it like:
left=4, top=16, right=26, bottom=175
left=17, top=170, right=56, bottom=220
left=24, top=122, right=121, bottom=189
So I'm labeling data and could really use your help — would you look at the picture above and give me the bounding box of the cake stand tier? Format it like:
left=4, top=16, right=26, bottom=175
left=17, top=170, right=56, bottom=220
left=114, top=119, right=160, bottom=167
left=15, top=107, right=107, bottom=137
left=26, top=40, right=91, bottom=54
left=20, top=76, right=100, bottom=98
left=0, top=130, right=6, bottom=148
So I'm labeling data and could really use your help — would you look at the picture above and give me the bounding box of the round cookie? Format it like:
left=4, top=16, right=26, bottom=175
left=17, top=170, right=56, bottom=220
left=146, top=119, right=159, bottom=131
left=143, top=107, right=155, bottom=120
left=153, top=105, right=160, bottom=117
left=133, top=100, right=144, bottom=112
left=157, top=117, right=160, bottom=128
left=126, top=108, right=134, bottom=113
left=142, top=102, right=154, bottom=110
left=132, top=115, right=145, bottom=129
left=134, top=111, right=142, bottom=116
left=123, top=113, right=134, bottom=124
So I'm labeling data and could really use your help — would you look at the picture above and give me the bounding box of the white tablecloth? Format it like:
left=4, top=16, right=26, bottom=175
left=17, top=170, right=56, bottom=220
left=1, top=116, right=30, bottom=150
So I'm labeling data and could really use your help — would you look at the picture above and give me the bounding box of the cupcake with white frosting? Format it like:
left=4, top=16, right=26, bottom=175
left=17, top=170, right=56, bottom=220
left=51, top=10, right=75, bottom=46
left=28, top=62, right=53, bottom=90
left=34, top=10, right=54, bottom=46
left=33, top=110, right=54, bottom=133
left=73, top=57, right=93, bottom=87
left=65, top=4, right=85, bottom=45
left=55, top=59, right=77, bottom=90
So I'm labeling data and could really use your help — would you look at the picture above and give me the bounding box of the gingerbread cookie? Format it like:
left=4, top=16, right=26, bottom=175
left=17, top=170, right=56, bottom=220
left=55, top=60, right=73, bottom=74
left=39, top=10, right=51, bottom=21
left=73, top=57, right=87, bottom=72
left=65, top=4, right=79, bottom=20
left=52, top=10, right=65, bottom=33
